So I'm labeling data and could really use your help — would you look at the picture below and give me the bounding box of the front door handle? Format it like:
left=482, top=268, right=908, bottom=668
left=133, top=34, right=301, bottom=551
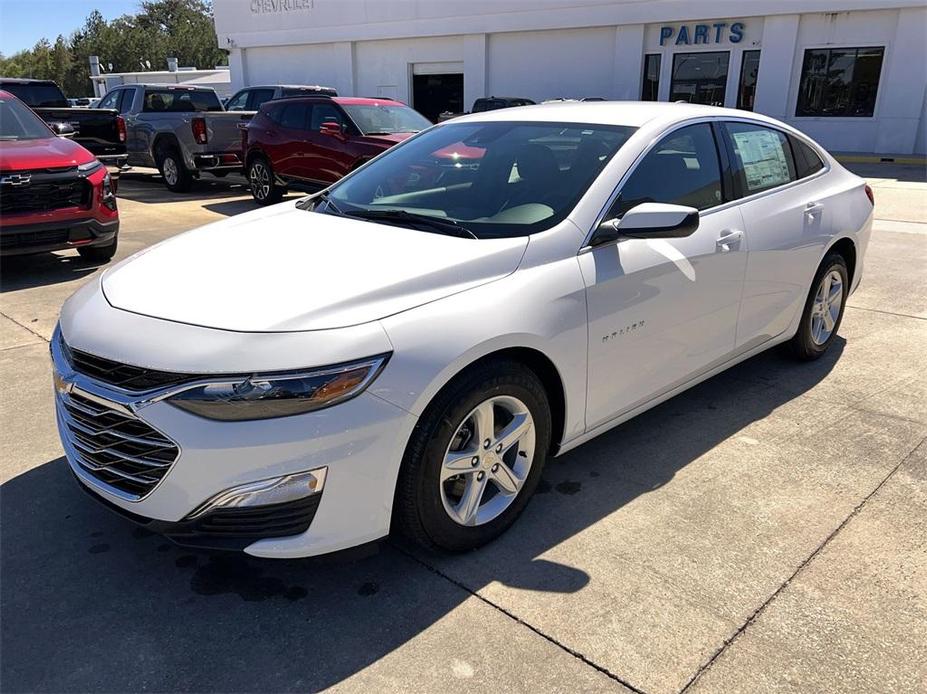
left=716, top=229, right=744, bottom=252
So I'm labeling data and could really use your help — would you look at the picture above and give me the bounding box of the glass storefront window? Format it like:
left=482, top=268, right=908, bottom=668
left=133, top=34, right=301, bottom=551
left=670, top=51, right=730, bottom=106
left=795, top=46, right=884, bottom=117
left=737, top=50, right=761, bottom=111
left=641, top=54, right=661, bottom=101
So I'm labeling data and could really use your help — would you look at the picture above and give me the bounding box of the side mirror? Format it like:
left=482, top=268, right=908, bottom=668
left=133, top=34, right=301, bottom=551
left=52, top=122, right=76, bottom=138
left=320, top=120, right=345, bottom=139
left=590, top=202, right=699, bottom=247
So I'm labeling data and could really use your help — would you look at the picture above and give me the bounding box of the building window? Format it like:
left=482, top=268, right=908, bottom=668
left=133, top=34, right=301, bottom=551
left=737, top=50, right=761, bottom=111
left=796, top=47, right=884, bottom=117
left=641, top=54, right=661, bottom=101
left=670, top=51, right=729, bottom=106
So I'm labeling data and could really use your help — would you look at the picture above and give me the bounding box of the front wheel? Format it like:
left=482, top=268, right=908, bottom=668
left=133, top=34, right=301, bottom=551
left=394, top=360, right=551, bottom=552
left=247, top=157, right=283, bottom=205
left=786, top=252, right=849, bottom=360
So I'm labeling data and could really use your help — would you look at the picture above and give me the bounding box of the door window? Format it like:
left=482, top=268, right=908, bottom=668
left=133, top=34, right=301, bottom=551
left=224, top=89, right=250, bottom=111
left=247, top=88, right=276, bottom=110
left=97, top=90, right=121, bottom=110
left=309, top=102, right=346, bottom=130
left=278, top=103, right=309, bottom=130
left=609, top=123, right=723, bottom=217
left=670, top=52, right=730, bottom=106
left=721, top=122, right=796, bottom=195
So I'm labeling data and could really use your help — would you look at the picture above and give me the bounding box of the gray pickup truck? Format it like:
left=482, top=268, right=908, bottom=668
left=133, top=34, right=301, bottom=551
left=98, top=84, right=249, bottom=192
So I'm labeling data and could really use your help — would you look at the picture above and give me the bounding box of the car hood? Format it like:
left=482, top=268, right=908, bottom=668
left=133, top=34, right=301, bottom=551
left=0, top=136, right=95, bottom=171
left=101, top=202, right=528, bottom=332
left=358, top=132, right=417, bottom=146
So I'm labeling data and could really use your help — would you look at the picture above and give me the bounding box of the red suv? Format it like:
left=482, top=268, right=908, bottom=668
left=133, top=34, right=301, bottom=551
left=242, top=96, right=431, bottom=204
left=0, top=90, right=119, bottom=260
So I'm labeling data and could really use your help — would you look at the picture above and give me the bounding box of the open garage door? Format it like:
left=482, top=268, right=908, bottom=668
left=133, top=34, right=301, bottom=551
left=412, top=62, right=464, bottom=123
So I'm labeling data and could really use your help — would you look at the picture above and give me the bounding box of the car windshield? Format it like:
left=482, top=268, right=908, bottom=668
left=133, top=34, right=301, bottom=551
left=341, top=103, right=432, bottom=135
left=0, top=96, right=54, bottom=141
left=322, top=121, right=636, bottom=238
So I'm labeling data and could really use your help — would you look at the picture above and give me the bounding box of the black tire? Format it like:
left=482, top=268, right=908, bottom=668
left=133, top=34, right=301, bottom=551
left=156, top=146, right=193, bottom=193
left=77, top=234, right=118, bottom=263
left=394, top=359, right=551, bottom=552
left=247, top=156, right=283, bottom=205
left=786, top=252, right=849, bottom=360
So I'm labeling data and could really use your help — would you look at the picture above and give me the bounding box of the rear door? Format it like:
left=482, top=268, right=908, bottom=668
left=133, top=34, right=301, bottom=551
left=269, top=101, right=311, bottom=178
left=718, top=120, right=830, bottom=349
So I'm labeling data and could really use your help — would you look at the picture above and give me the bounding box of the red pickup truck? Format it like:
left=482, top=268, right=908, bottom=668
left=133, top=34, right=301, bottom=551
left=0, top=90, right=119, bottom=260
left=241, top=96, right=431, bottom=204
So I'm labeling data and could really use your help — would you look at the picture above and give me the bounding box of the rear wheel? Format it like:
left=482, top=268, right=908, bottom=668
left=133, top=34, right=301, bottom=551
left=247, top=156, right=284, bottom=205
left=156, top=146, right=193, bottom=193
left=395, top=360, right=551, bottom=552
left=786, top=252, right=849, bottom=360
left=77, top=234, right=118, bottom=263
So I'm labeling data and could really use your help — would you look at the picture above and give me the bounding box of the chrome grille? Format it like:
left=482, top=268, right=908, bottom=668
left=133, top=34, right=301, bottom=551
left=59, top=390, right=179, bottom=499
left=61, top=338, right=198, bottom=392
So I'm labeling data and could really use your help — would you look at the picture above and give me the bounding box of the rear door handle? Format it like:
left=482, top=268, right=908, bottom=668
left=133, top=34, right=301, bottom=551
left=806, top=201, right=824, bottom=214
left=716, top=229, right=744, bottom=252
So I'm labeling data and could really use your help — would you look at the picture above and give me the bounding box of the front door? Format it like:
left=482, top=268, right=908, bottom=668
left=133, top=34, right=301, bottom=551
left=580, top=122, right=747, bottom=429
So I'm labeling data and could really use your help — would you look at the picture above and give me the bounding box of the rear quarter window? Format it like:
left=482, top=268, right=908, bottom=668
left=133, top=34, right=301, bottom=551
left=790, top=135, right=825, bottom=179
left=142, top=89, right=222, bottom=113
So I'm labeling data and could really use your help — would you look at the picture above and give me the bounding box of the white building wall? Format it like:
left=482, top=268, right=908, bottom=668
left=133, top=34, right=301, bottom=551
left=215, top=0, right=927, bottom=155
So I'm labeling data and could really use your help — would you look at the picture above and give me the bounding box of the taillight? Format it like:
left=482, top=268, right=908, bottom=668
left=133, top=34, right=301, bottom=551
left=192, top=117, right=208, bottom=145
left=864, top=183, right=874, bottom=206
left=116, top=115, right=126, bottom=143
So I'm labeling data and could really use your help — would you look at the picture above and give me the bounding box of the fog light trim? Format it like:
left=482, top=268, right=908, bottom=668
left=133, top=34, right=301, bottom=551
left=186, top=467, right=327, bottom=520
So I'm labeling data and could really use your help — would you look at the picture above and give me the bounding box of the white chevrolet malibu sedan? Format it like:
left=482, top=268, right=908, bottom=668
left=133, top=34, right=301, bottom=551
left=53, top=102, right=873, bottom=557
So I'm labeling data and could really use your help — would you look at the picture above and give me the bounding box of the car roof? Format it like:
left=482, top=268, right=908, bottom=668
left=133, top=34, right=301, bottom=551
left=249, top=84, right=335, bottom=90
left=0, top=77, right=55, bottom=84
left=451, top=100, right=783, bottom=130
left=333, top=97, right=402, bottom=106
left=129, top=83, right=218, bottom=91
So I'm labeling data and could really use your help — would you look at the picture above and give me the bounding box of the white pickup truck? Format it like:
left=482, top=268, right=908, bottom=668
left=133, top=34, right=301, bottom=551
left=97, top=84, right=249, bottom=192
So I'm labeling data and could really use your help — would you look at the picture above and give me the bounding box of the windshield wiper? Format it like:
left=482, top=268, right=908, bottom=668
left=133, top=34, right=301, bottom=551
left=346, top=209, right=477, bottom=239
left=296, top=190, right=343, bottom=215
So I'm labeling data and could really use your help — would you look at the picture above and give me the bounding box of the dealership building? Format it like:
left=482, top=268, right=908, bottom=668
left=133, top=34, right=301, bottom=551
left=214, top=0, right=927, bottom=155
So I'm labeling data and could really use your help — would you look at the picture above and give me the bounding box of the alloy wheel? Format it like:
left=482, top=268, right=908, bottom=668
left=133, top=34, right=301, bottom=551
left=810, top=269, right=843, bottom=345
left=249, top=162, right=271, bottom=200
left=162, top=157, right=179, bottom=186
left=440, top=395, right=535, bottom=527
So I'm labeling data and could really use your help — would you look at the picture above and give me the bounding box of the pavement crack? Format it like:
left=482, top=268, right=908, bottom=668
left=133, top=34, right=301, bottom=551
left=844, top=305, right=927, bottom=321
left=679, top=435, right=927, bottom=693
left=0, top=311, right=50, bottom=343
left=394, top=544, right=648, bottom=694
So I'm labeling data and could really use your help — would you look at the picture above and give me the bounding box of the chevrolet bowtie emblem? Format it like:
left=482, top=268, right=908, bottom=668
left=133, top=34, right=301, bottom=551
left=1, top=173, right=31, bottom=186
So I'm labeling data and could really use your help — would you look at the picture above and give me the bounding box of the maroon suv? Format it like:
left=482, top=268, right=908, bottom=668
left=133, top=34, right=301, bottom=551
left=242, top=96, right=431, bottom=205
left=0, top=91, right=119, bottom=260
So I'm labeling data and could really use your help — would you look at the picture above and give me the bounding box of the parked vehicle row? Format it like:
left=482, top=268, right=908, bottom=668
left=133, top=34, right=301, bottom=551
left=0, top=78, right=127, bottom=164
left=51, top=101, right=872, bottom=557
left=0, top=90, right=119, bottom=259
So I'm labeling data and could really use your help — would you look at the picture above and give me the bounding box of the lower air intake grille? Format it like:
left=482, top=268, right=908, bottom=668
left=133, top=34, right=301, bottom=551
left=59, top=391, right=179, bottom=498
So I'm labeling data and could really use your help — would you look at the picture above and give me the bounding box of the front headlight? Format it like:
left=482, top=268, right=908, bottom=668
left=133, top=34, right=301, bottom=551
left=167, top=354, right=389, bottom=421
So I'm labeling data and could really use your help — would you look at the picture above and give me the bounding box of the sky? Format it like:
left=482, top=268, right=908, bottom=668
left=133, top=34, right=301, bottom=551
left=0, top=0, right=140, bottom=55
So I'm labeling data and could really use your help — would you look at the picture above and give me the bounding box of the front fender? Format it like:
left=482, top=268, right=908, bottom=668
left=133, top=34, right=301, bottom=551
left=371, top=257, right=589, bottom=447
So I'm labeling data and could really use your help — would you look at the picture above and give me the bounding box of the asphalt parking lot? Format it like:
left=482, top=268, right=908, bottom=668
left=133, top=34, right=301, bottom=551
left=1, top=164, right=925, bottom=693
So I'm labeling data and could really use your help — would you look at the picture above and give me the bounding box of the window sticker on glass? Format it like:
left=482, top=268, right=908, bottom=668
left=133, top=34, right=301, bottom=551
left=731, top=129, right=790, bottom=192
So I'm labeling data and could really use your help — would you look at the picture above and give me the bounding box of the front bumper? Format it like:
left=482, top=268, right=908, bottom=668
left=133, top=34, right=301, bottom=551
left=0, top=217, right=118, bottom=256
left=51, top=316, right=417, bottom=558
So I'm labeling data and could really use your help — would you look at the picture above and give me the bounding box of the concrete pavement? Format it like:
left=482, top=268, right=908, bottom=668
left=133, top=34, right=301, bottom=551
left=1, top=165, right=925, bottom=693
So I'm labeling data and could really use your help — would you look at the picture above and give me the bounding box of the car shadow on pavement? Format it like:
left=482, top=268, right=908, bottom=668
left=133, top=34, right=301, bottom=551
left=0, top=252, right=103, bottom=293
left=115, top=171, right=251, bottom=204
left=0, top=340, right=843, bottom=692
